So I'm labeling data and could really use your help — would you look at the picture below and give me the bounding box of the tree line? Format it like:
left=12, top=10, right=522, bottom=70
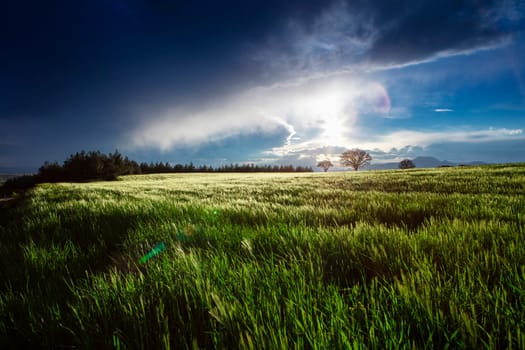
left=37, top=150, right=313, bottom=182
left=1, top=150, right=312, bottom=195
left=137, top=162, right=312, bottom=174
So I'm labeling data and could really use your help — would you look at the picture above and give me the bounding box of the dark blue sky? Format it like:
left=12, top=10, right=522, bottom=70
left=1, top=0, right=524, bottom=171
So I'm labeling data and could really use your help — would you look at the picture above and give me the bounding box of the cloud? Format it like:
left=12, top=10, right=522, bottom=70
left=254, top=1, right=375, bottom=76
left=266, top=126, right=525, bottom=159
left=124, top=0, right=525, bottom=164
left=263, top=128, right=525, bottom=165
left=129, top=55, right=524, bottom=166
left=507, top=129, right=523, bottom=135
left=365, top=0, right=518, bottom=65
left=254, top=0, right=524, bottom=76
left=129, top=73, right=392, bottom=151
left=362, top=128, right=524, bottom=149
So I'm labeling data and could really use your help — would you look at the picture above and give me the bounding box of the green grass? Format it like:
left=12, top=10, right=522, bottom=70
left=1, top=164, right=524, bottom=349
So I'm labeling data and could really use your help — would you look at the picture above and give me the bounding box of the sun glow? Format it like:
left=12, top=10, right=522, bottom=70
left=132, top=73, right=392, bottom=153
left=296, top=86, right=357, bottom=145
left=320, top=115, right=348, bottom=144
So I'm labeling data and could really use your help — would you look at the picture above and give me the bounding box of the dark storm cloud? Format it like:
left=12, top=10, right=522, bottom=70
left=0, top=0, right=334, bottom=118
left=2, top=0, right=522, bottom=119
left=255, top=0, right=524, bottom=73
left=365, top=0, right=524, bottom=64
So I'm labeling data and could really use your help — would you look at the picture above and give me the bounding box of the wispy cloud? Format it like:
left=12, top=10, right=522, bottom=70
left=128, top=0, right=525, bottom=156
left=362, top=128, right=524, bottom=150
left=507, top=129, right=523, bottom=135
left=129, top=54, right=525, bottom=166
left=254, top=1, right=375, bottom=76
left=267, top=127, right=524, bottom=158
left=253, top=0, right=522, bottom=78
left=128, top=73, right=392, bottom=151
left=262, top=127, right=525, bottom=166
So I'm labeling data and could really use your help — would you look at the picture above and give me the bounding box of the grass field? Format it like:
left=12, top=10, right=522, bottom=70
left=1, top=165, right=524, bottom=349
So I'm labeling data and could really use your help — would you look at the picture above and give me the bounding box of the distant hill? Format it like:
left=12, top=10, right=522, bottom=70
left=367, top=156, right=487, bottom=170
left=413, top=156, right=455, bottom=168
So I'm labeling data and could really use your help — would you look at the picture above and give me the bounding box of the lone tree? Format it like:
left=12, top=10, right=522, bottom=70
left=340, top=149, right=372, bottom=171
left=399, top=159, right=416, bottom=169
left=317, top=160, right=334, bottom=172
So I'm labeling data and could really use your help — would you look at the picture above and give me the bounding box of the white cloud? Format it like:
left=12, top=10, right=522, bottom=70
left=128, top=103, right=265, bottom=152
left=261, top=127, right=525, bottom=166
left=267, top=127, right=525, bottom=158
left=507, top=129, right=523, bottom=135
left=365, top=128, right=524, bottom=149
left=129, top=60, right=525, bottom=165
left=353, top=128, right=525, bottom=153
left=128, top=72, right=392, bottom=151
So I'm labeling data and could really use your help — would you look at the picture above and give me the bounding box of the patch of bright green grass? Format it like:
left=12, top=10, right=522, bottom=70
left=1, top=164, right=524, bottom=348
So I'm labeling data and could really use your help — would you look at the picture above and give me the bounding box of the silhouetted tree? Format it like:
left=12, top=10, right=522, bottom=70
left=62, top=151, right=99, bottom=180
left=340, top=149, right=372, bottom=171
left=317, top=160, right=333, bottom=172
left=38, top=161, right=65, bottom=182
left=140, top=162, right=149, bottom=173
left=55, top=150, right=140, bottom=181
left=399, top=159, right=416, bottom=169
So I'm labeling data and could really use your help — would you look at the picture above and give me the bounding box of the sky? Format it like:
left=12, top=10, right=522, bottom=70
left=1, top=0, right=525, bottom=172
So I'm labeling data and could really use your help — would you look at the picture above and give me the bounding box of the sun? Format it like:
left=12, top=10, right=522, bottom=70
left=310, top=89, right=356, bottom=145
left=320, top=115, right=346, bottom=143
left=300, top=88, right=351, bottom=144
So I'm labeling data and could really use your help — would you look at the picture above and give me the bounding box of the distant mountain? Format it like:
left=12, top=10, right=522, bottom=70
left=412, top=156, right=455, bottom=168
left=367, top=156, right=487, bottom=170
left=365, top=162, right=400, bottom=170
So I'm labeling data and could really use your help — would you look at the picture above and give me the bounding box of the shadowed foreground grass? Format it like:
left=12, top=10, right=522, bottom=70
left=1, top=164, right=524, bottom=349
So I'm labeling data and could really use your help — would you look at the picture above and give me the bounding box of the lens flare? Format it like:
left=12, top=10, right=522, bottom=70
left=367, top=82, right=391, bottom=114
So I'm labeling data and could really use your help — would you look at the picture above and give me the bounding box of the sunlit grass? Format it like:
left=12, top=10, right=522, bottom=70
left=1, top=164, right=524, bottom=348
